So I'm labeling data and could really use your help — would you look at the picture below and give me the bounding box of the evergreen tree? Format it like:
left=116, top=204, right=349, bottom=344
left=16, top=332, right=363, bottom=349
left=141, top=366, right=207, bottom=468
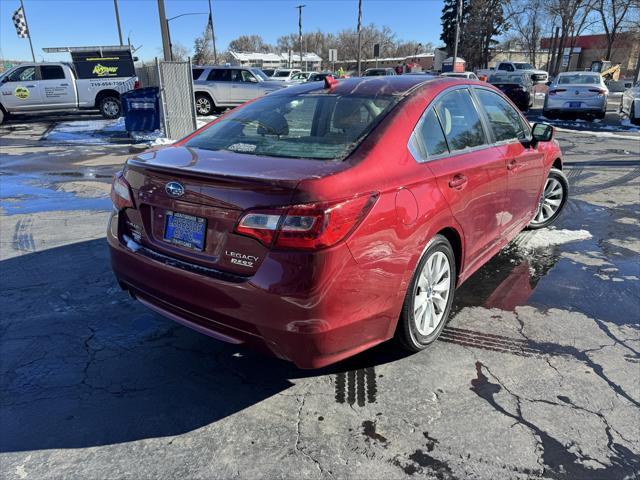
left=440, top=0, right=469, bottom=54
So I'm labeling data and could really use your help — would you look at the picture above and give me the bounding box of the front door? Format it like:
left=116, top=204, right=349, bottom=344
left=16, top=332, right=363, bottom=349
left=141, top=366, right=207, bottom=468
left=0, top=65, right=41, bottom=110
left=37, top=65, right=75, bottom=109
left=472, top=88, right=545, bottom=237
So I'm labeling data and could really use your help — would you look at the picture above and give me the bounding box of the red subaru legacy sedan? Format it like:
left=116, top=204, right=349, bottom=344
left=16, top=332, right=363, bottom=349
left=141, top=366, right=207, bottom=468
left=108, top=76, right=568, bottom=368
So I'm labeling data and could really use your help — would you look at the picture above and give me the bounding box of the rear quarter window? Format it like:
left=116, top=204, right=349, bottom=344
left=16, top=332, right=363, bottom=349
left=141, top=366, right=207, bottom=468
left=192, top=68, right=204, bottom=80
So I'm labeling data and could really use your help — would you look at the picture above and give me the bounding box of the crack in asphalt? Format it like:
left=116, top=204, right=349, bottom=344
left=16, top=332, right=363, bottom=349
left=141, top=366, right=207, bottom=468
left=293, top=391, right=335, bottom=479
left=471, top=361, right=640, bottom=479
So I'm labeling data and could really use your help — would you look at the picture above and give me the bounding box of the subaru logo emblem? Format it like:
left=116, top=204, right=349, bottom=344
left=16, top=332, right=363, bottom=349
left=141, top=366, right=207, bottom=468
left=165, top=181, right=185, bottom=198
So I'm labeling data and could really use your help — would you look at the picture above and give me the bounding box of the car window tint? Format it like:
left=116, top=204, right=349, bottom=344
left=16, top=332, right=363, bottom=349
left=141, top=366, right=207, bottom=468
left=7, top=66, right=36, bottom=82
left=417, top=108, right=449, bottom=158
left=434, top=89, right=487, bottom=152
left=40, top=65, right=65, bottom=80
left=207, top=69, right=231, bottom=81
left=192, top=68, right=204, bottom=80
left=475, top=89, right=526, bottom=142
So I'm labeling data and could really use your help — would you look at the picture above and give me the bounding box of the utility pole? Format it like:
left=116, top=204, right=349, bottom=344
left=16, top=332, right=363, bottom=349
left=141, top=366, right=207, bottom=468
left=356, top=0, right=362, bottom=76
left=208, top=0, right=218, bottom=64
left=296, top=5, right=305, bottom=71
left=452, top=0, right=462, bottom=65
left=157, top=0, right=171, bottom=61
left=113, top=0, right=123, bottom=46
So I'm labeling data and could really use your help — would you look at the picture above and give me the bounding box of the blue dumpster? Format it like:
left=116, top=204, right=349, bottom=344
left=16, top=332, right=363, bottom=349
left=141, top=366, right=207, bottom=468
left=121, top=87, right=160, bottom=132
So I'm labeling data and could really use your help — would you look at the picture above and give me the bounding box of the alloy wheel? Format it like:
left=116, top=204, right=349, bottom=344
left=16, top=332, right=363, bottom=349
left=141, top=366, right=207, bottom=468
left=532, top=177, right=564, bottom=225
left=196, top=98, right=211, bottom=115
left=413, top=251, right=451, bottom=336
left=103, top=100, right=120, bottom=117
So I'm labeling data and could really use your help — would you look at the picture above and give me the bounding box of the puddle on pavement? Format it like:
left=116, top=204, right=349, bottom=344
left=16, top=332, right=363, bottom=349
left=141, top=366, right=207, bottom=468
left=452, top=199, right=639, bottom=327
left=0, top=173, right=112, bottom=214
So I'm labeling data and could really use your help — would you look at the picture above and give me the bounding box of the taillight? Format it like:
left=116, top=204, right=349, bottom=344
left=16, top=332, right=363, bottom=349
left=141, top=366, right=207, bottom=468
left=235, top=194, right=378, bottom=250
left=548, top=88, right=566, bottom=96
left=111, top=172, right=134, bottom=210
left=134, top=80, right=141, bottom=89
left=589, top=88, right=606, bottom=95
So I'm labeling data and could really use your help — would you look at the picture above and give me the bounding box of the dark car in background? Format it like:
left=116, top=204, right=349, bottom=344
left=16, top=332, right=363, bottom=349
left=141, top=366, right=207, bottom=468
left=489, top=72, right=534, bottom=112
left=364, top=68, right=397, bottom=76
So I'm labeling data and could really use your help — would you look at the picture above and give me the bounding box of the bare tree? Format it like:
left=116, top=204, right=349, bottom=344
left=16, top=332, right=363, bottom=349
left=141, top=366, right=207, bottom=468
left=546, top=0, right=587, bottom=75
left=228, top=35, right=271, bottom=53
left=595, top=0, right=635, bottom=60
left=505, top=0, right=545, bottom=65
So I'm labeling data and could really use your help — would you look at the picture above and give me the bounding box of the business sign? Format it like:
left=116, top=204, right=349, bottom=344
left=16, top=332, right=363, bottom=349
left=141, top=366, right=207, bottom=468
left=71, top=50, right=135, bottom=79
left=328, top=49, right=337, bottom=62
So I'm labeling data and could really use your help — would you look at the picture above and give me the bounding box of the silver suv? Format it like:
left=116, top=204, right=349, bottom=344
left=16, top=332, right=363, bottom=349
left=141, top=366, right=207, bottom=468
left=192, top=66, right=284, bottom=116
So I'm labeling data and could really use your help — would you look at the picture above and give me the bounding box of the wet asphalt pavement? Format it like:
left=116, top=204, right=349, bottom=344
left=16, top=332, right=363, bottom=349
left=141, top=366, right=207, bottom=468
left=0, top=113, right=639, bottom=479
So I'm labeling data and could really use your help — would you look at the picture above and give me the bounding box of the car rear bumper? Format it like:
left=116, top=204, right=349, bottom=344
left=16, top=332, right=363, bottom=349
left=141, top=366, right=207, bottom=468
left=107, top=211, right=397, bottom=368
left=544, top=96, right=607, bottom=112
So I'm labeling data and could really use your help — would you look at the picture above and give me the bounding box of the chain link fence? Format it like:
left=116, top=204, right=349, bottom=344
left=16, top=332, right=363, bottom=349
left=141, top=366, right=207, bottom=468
left=135, top=59, right=197, bottom=140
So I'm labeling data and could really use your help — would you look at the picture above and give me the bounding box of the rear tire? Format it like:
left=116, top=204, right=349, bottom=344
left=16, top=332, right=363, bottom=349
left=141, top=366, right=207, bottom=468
left=0, top=108, right=4, bottom=125
left=396, top=235, right=456, bottom=352
left=596, top=110, right=606, bottom=120
left=543, top=109, right=556, bottom=119
left=195, top=93, right=214, bottom=116
left=99, top=96, right=122, bottom=119
left=528, top=168, right=569, bottom=230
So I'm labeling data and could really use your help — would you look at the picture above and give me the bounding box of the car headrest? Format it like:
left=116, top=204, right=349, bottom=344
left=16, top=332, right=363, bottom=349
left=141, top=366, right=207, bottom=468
left=333, top=100, right=364, bottom=131
left=256, top=111, right=289, bottom=136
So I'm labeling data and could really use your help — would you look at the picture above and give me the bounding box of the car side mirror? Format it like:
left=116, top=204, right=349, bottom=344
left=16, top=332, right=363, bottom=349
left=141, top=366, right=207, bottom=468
left=531, top=122, right=553, bottom=146
left=545, top=80, right=552, bottom=86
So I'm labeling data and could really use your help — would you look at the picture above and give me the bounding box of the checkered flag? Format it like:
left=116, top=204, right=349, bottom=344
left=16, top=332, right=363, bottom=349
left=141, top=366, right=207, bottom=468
left=12, top=6, right=29, bottom=38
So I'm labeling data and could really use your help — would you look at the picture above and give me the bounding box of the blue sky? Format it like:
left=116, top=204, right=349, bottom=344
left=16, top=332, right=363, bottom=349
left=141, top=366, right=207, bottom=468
left=0, top=0, right=445, bottom=63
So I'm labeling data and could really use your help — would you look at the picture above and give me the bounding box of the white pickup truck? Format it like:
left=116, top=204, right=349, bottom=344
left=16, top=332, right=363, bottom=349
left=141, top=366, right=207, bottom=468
left=478, top=61, right=548, bottom=84
left=0, top=62, right=137, bottom=124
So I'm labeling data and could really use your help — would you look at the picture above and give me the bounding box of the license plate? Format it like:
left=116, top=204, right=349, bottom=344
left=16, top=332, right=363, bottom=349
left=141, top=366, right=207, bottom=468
left=568, top=102, right=581, bottom=108
left=163, top=211, right=206, bottom=251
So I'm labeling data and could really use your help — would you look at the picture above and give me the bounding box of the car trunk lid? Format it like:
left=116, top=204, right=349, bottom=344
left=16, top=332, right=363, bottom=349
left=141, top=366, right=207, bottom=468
left=120, top=146, right=347, bottom=277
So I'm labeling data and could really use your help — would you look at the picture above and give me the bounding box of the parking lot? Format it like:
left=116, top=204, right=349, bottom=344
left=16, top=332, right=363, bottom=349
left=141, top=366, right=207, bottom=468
left=1, top=100, right=639, bottom=480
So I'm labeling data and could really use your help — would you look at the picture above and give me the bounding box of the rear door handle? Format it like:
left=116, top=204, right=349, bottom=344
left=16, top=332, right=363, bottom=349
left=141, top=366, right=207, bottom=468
left=60, top=83, right=69, bottom=86
left=26, top=84, right=36, bottom=88
left=448, top=174, right=468, bottom=189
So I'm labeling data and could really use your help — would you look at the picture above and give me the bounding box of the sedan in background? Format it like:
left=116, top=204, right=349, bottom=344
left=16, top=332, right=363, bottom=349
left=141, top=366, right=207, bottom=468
left=619, top=81, right=640, bottom=125
left=543, top=72, right=608, bottom=120
left=364, top=68, right=397, bottom=76
left=306, top=72, right=333, bottom=82
left=109, top=76, right=566, bottom=368
left=441, top=71, right=479, bottom=80
left=489, top=72, right=535, bottom=112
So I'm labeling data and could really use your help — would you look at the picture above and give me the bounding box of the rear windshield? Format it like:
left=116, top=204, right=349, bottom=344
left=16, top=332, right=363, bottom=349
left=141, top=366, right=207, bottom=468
left=558, top=74, right=600, bottom=85
left=514, top=63, right=534, bottom=70
left=273, top=71, right=291, bottom=77
left=185, top=92, right=399, bottom=160
left=365, top=69, right=386, bottom=76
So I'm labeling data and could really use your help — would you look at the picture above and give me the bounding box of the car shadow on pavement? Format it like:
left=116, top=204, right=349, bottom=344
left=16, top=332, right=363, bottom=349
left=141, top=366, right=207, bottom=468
left=0, top=238, right=408, bottom=453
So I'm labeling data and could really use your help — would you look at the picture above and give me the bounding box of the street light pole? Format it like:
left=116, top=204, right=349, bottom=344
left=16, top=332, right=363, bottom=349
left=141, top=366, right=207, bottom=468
left=356, top=0, right=362, bottom=76
left=452, top=0, right=462, bottom=65
left=208, top=0, right=218, bottom=64
left=296, top=5, right=305, bottom=70
left=113, top=0, right=124, bottom=46
left=165, top=12, right=208, bottom=61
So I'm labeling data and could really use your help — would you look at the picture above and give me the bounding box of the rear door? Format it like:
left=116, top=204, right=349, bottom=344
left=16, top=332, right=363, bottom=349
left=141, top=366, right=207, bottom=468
left=413, top=88, right=507, bottom=271
left=38, top=65, right=76, bottom=109
left=473, top=88, right=544, bottom=237
left=0, top=65, right=41, bottom=110
left=205, top=68, right=233, bottom=105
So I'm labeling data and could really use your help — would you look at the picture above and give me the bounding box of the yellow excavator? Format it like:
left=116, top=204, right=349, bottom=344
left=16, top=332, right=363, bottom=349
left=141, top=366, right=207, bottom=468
left=590, top=60, right=621, bottom=81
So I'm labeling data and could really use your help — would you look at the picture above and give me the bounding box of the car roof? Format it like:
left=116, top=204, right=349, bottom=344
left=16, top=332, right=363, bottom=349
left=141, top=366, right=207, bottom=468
left=268, top=75, right=455, bottom=97
left=557, top=71, right=600, bottom=76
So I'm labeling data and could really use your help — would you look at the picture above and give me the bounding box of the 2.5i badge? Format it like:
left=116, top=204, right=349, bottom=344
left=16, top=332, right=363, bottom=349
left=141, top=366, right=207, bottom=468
left=225, top=250, right=258, bottom=268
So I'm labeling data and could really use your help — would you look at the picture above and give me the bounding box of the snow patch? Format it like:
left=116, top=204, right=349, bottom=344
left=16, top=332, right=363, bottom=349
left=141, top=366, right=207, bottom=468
left=196, top=115, right=218, bottom=128
left=43, top=118, right=126, bottom=144
left=518, top=228, right=592, bottom=251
